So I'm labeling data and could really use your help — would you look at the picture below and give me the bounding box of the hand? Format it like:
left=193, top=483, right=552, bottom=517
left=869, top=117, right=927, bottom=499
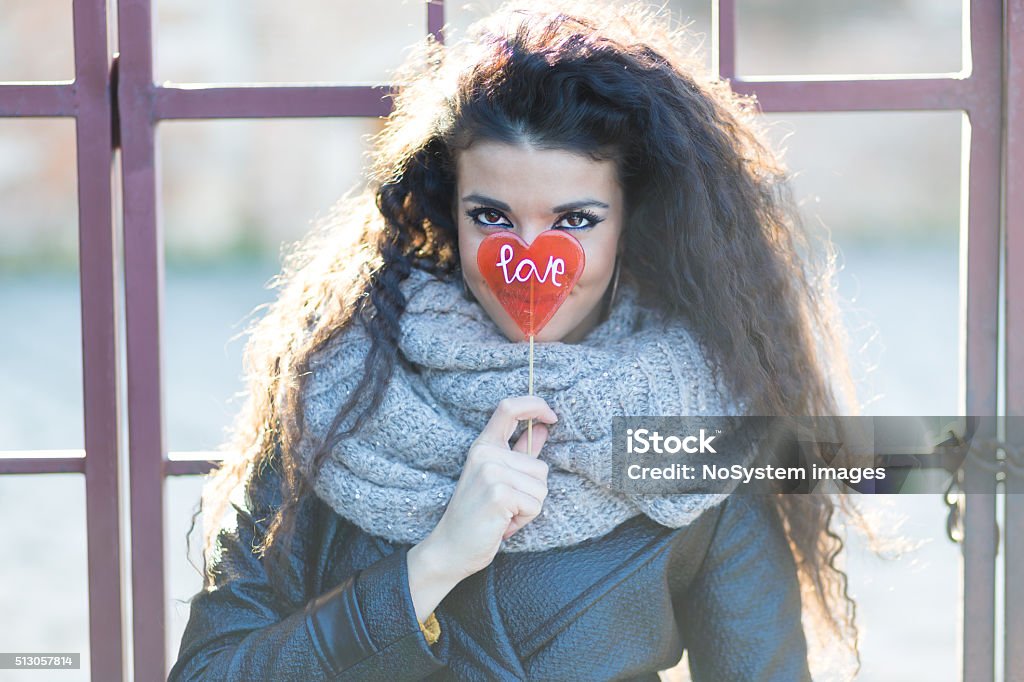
left=415, top=395, right=556, bottom=588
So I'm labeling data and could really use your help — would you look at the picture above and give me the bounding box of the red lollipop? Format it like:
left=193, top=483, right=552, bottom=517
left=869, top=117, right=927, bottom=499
left=475, top=229, right=586, bottom=456
left=475, top=230, right=586, bottom=337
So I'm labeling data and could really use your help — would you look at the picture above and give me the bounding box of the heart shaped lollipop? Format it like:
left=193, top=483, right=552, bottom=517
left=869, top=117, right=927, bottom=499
left=476, top=230, right=586, bottom=337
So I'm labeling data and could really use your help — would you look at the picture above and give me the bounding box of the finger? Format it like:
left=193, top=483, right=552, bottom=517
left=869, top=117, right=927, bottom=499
left=477, top=396, right=558, bottom=448
left=474, top=460, right=548, bottom=504
left=503, top=500, right=544, bottom=539
left=510, top=422, right=550, bottom=458
left=484, top=483, right=542, bottom=529
left=469, top=442, right=547, bottom=475
left=500, top=467, right=549, bottom=505
left=506, top=487, right=543, bottom=520
left=497, top=448, right=551, bottom=480
left=503, top=518, right=526, bottom=540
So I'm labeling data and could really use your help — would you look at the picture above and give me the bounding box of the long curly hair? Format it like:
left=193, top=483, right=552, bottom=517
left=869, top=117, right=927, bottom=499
left=193, top=1, right=892, bottom=678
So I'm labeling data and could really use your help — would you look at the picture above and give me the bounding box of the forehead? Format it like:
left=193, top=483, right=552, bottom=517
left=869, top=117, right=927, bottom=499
left=455, top=140, right=620, bottom=205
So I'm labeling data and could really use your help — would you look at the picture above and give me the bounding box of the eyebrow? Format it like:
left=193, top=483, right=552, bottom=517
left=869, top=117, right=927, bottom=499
left=460, top=193, right=610, bottom=213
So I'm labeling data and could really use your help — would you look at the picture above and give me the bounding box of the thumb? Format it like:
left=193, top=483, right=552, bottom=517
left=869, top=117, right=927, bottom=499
left=511, top=421, right=549, bottom=456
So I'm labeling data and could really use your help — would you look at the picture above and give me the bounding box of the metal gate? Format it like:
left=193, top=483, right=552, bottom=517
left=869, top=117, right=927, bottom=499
left=0, top=1, right=1020, bottom=680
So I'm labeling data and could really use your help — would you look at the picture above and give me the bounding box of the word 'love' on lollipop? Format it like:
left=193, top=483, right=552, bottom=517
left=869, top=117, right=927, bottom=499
left=476, top=229, right=586, bottom=454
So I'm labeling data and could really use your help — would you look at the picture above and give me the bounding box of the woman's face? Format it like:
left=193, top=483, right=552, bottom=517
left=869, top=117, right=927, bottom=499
left=455, top=140, right=625, bottom=344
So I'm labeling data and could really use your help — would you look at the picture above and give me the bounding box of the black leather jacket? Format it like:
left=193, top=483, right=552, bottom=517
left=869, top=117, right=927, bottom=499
left=169, top=455, right=812, bottom=681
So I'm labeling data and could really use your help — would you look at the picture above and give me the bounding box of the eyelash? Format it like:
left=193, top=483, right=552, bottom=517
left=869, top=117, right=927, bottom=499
left=464, top=207, right=604, bottom=231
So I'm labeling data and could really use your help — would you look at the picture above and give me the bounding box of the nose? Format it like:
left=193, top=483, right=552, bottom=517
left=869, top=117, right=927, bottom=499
left=520, top=222, right=549, bottom=246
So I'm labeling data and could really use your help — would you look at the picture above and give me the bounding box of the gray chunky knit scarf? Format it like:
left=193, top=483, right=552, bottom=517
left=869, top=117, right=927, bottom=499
left=296, top=266, right=752, bottom=553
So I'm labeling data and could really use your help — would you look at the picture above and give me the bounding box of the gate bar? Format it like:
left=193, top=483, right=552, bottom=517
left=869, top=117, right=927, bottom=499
left=1003, top=1, right=1024, bottom=679
left=116, top=0, right=167, bottom=677
left=73, top=0, right=126, bottom=679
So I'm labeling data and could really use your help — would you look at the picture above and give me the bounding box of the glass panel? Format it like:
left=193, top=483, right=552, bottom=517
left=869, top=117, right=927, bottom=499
left=165, top=475, right=206, bottom=675
left=0, top=1, right=75, bottom=81
left=446, top=0, right=713, bottom=74
left=845, top=497, right=960, bottom=682
left=155, top=0, right=425, bottom=83
left=763, top=110, right=960, bottom=679
left=0, top=118, right=82, bottom=450
left=0, top=474, right=90, bottom=680
left=158, top=118, right=383, bottom=451
left=736, top=0, right=963, bottom=77
left=758, top=110, right=962, bottom=417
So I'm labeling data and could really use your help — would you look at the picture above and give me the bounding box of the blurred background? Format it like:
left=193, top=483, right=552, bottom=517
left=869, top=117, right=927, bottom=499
left=0, top=0, right=991, bottom=680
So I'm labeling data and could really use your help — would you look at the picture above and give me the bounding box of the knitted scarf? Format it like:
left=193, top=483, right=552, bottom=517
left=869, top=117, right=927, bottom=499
left=295, top=266, right=753, bottom=553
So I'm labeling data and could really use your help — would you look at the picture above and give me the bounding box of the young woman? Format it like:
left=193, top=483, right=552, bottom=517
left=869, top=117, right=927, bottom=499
left=170, top=1, right=874, bottom=679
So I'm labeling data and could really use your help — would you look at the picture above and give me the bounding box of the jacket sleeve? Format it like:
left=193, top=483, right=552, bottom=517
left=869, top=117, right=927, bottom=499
left=675, top=495, right=814, bottom=682
left=168, top=456, right=449, bottom=682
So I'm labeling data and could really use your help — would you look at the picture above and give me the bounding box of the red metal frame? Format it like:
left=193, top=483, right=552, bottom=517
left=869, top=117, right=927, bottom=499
left=0, top=1, right=1017, bottom=680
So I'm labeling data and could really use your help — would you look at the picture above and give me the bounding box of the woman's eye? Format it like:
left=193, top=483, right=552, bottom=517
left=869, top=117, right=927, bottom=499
left=555, top=211, right=603, bottom=230
left=467, top=208, right=511, bottom=227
